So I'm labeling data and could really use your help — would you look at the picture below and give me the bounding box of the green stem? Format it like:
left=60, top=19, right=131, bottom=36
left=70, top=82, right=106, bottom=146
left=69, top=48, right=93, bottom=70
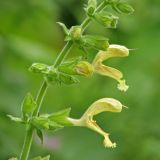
left=19, top=1, right=107, bottom=160
left=81, top=1, right=106, bottom=31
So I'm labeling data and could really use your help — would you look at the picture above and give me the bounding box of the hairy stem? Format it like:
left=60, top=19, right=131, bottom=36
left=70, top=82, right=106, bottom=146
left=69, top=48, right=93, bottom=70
left=19, top=2, right=107, bottom=160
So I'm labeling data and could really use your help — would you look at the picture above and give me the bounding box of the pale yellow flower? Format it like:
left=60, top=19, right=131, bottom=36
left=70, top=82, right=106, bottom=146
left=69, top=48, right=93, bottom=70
left=92, top=44, right=129, bottom=92
left=68, top=98, right=124, bottom=148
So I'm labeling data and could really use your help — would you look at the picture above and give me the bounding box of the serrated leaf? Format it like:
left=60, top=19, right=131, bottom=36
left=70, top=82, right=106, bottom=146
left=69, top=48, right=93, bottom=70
left=49, top=108, right=73, bottom=126
left=21, top=93, right=37, bottom=119
left=36, top=128, right=43, bottom=144
left=7, top=115, right=23, bottom=123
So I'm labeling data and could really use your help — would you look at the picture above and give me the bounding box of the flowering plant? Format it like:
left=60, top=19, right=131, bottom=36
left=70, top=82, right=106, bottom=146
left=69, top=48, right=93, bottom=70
left=8, top=0, right=134, bottom=159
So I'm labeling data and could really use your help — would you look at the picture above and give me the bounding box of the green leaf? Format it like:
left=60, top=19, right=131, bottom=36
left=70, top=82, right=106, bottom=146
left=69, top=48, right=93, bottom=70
left=29, top=63, right=49, bottom=74
left=49, top=108, right=73, bottom=126
left=31, top=155, right=50, bottom=160
left=80, top=35, right=109, bottom=51
left=94, top=12, right=119, bottom=28
left=112, top=2, right=134, bottom=14
left=21, top=93, right=37, bottom=119
left=8, top=35, right=54, bottom=62
left=57, top=22, right=69, bottom=35
left=7, top=115, right=23, bottom=123
left=36, top=128, right=43, bottom=144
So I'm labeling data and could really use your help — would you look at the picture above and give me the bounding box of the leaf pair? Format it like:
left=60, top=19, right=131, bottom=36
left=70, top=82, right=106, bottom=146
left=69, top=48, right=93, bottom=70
left=8, top=93, right=36, bottom=123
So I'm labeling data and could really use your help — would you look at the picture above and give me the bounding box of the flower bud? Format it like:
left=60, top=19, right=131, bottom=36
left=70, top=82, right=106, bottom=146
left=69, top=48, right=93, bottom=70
left=92, top=44, right=129, bottom=92
left=68, top=98, right=124, bottom=148
left=29, top=63, right=49, bottom=74
left=86, top=0, right=97, bottom=16
left=112, top=2, right=134, bottom=14
left=69, top=26, right=82, bottom=40
left=94, top=12, right=119, bottom=28
left=75, top=61, right=94, bottom=77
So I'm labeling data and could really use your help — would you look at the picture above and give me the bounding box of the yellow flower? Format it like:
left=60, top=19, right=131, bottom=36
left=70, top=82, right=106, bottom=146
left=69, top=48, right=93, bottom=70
left=92, top=44, right=129, bottom=92
left=68, top=98, right=124, bottom=148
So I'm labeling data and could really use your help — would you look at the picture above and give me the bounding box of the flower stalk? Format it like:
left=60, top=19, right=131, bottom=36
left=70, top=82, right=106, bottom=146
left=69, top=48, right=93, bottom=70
left=19, top=2, right=108, bottom=160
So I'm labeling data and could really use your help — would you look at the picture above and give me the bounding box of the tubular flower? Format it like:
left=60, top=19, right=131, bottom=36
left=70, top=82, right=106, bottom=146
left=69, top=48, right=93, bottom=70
left=68, top=98, right=124, bottom=148
left=92, top=44, right=129, bottom=91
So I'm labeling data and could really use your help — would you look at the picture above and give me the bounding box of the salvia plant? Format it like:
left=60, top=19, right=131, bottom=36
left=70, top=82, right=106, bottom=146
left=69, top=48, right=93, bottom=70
left=8, top=0, right=134, bottom=159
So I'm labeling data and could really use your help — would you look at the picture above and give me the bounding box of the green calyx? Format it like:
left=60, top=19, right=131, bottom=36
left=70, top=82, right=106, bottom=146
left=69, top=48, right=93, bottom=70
left=94, top=11, right=119, bottom=28
left=112, top=2, right=134, bottom=14
left=58, top=60, right=94, bottom=77
left=45, top=70, right=79, bottom=85
left=28, top=63, right=49, bottom=74
left=69, top=26, right=82, bottom=41
left=80, top=35, right=109, bottom=51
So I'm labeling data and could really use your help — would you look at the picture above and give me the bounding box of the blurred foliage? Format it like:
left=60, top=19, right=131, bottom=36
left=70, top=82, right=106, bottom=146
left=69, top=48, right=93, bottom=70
left=0, top=0, right=160, bottom=160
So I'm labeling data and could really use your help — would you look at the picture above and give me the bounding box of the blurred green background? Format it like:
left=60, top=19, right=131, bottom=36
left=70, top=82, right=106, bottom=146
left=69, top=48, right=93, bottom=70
left=0, top=0, right=160, bottom=159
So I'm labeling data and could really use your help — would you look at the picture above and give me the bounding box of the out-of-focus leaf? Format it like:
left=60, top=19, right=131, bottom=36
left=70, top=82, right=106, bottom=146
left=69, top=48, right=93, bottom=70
left=7, top=35, right=55, bottom=62
left=36, top=128, right=43, bottom=144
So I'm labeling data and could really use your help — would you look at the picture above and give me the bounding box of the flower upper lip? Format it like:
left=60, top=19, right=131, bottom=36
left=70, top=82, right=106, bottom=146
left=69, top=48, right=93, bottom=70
left=92, top=44, right=129, bottom=92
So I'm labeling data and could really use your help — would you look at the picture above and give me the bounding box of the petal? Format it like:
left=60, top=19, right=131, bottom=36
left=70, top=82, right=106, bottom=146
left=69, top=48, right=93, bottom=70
left=92, top=44, right=129, bottom=91
left=94, top=62, right=123, bottom=81
left=117, top=79, right=129, bottom=92
left=107, top=44, right=129, bottom=58
left=69, top=98, right=124, bottom=148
